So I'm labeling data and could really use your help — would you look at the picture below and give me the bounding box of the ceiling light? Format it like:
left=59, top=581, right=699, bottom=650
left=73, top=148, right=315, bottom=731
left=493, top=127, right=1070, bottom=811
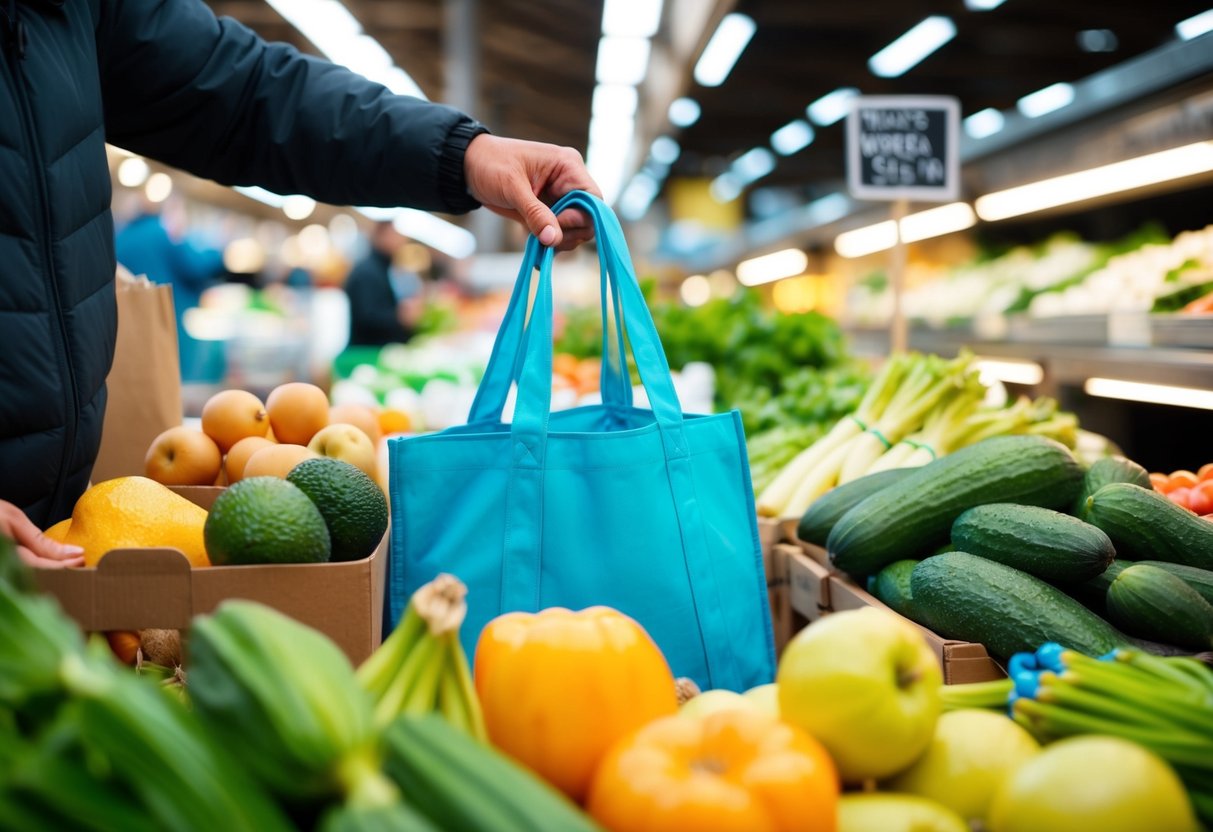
left=1176, top=9, right=1213, bottom=40
left=144, top=172, right=173, bottom=203
left=835, top=221, right=899, bottom=258
left=977, top=359, right=1044, bottom=386
left=679, top=274, right=711, bottom=306
left=807, top=87, right=859, bottom=126
left=736, top=248, right=808, bottom=286
left=618, top=173, right=661, bottom=221
left=668, top=97, right=701, bottom=128
left=1084, top=377, right=1213, bottom=410
left=770, top=119, right=815, bottom=155
left=964, top=107, right=1005, bottom=139
left=868, top=16, right=957, bottom=78
left=1017, top=82, right=1075, bottom=118
left=348, top=206, right=475, bottom=258
left=282, top=195, right=316, bottom=221
left=899, top=202, right=976, bottom=243
left=807, top=192, right=851, bottom=224
left=596, top=36, right=651, bottom=85
left=709, top=171, right=743, bottom=203
left=732, top=147, right=775, bottom=184
left=651, top=136, right=681, bottom=165
left=602, top=0, right=663, bottom=37
left=235, top=185, right=287, bottom=208
left=693, top=13, right=756, bottom=87
left=117, top=157, right=150, bottom=188
left=965, top=0, right=1007, bottom=9
left=1077, top=28, right=1118, bottom=52
left=975, top=141, right=1213, bottom=221
left=592, top=84, right=639, bottom=119
left=223, top=238, right=266, bottom=274
left=586, top=115, right=637, bottom=204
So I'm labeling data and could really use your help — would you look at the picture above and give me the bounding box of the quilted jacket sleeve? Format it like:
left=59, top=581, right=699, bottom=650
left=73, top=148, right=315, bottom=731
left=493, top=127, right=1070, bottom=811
left=96, top=0, right=485, bottom=212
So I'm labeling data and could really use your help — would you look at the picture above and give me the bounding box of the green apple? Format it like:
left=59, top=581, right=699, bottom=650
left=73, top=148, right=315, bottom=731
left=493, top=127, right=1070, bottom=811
left=679, top=689, right=762, bottom=720
left=307, top=423, right=377, bottom=479
left=989, top=736, right=1197, bottom=832
left=777, top=607, right=941, bottom=782
left=839, top=794, right=968, bottom=832
left=742, top=683, right=780, bottom=717
left=886, top=709, right=1039, bottom=824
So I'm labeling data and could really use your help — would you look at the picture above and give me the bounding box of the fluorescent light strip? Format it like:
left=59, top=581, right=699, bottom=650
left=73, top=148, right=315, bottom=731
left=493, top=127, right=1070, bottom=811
left=1085, top=377, right=1213, bottom=411
left=808, top=87, right=859, bottom=127
left=1176, top=9, right=1213, bottom=40
left=736, top=248, right=808, bottom=286
left=602, top=0, right=664, bottom=38
left=1017, top=82, right=1075, bottom=118
left=709, top=171, right=743, bottom=203
left=965, top=0, right=1007, bottom=10
left=618, top=172, right=661, bottom=221
left=770, top=119, right=815, bottom=155
left=835, top=220, right=898, bottom=258
left=868, top=16, right=957, bottom=78
left=592, top=84, right=639, bottom=119
left=266, top=0, right=425, bottom=98
left=964, top=107, right=1005, bottom=139
left=899, top=202, right=976, bottom=243
left=975, top=141, right=1213, bottom=221
left=976, top=359, right=1044, bottom=386
left=693, top=13, right=756, bottom=87
left=733, top=147, right=775, bottom=184
left=651, top=136, right=681, bottom=165
left=668, top=97, right=701, bottom=128
left=586, top=114, right=637, bottom=204
left=235, top=185, right=287, bottom=208
left=596, top=36, right=651, bottom=85
left=346, top=207, right=475, bottom=258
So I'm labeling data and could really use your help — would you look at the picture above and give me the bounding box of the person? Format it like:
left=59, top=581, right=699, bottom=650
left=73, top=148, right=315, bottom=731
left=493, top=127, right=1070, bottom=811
left=344, top=222, right=423, bottom=347
left=0, top=0, right=599, bottom=568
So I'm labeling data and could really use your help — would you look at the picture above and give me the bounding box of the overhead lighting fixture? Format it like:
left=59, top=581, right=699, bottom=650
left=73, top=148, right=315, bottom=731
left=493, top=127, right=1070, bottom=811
left=806, top=192, right=851, bottom=224
left=964, top=107, right=1005, bottom=139
left=679, top=274, right=711, bottom=306
left=596, top=36, right=651, bottom=85
left=1077, top=28, right=1118, bottom=52
left=586, top=115, right=637, bottom=204
left=592, top=84, right=640, bottom=119
left=347, top=206, right=475, bottom=258
left=265, top=0, right=426, bottom=98
left=736, top=248, right=808, bottom=286
left=1084, top=377, right=1213, bottom=411
left=282, top=195, right=317, bottom=221
left=868, top=16, right=957, bottom=78
left=1176, top=9, right=1213, bottom=40
left=116, top=157, right=150, bottom=188
left=732, top=147, right=776, bottom=184
left=1017, top=82, right=1075, bottom=118
left=807, top=87, right=859, bottom=127
left=601, top=0, right=663, bottom=38
left=693, top=13, right=756, bottom=87
left=223, top=238, right=267, bottom=274
left=976, top=358, right=1044, bottom=386
left=144, top=172, right=173, bottom=203
left=709, top=171, right=743, bottom=203
left=618, top=172, right=661, bottom=221
left=236, top=185, right=287, bottom=208
left=668, top=97, right=701, bottom=128
left=834, top=220, right=899, bottom=258
left=770, top=119, right=815, bottom=156
left=964, top=0, right=1007, bottom=10
left=650, top=136, right=681, bottom=165
left=899, top=202, right=976, bottom=243
left=975, top=141, right=1213, bottom=221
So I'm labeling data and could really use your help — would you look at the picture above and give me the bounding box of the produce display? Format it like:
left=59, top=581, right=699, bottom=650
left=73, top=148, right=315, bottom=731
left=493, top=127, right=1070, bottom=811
left=1153, top=463, right=1213, bottom=516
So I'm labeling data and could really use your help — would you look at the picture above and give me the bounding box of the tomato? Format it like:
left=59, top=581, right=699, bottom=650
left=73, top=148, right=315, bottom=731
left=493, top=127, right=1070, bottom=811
left=1167, top=488, right=1194, bottom=512
left=1190, top=481, right=1213, bottom=516
left=1149, top=473, right=1170, bottom=493
left=1169, top=470, right=1200, bottom=490
left=1199, top=463, right=1213, bottom=483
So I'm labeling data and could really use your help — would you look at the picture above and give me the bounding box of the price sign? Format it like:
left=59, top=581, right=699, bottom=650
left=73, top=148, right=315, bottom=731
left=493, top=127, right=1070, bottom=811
left=846, top=96, right=960, bottom=202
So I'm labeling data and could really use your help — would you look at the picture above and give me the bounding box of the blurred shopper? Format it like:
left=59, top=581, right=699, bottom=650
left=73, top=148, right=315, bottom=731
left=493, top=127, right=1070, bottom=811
left=0, top=0, right=599, bottom=562
left=345, top=223, right=424, bottom=347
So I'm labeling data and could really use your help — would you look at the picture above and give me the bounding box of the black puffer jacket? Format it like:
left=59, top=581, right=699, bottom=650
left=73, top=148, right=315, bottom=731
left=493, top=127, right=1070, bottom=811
left=0, top=0, right=484, bottom=527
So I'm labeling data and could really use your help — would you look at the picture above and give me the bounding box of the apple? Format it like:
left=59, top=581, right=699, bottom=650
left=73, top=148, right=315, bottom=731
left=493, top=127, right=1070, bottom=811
left=307, top=423, right=377, bottom=479
left=839, top=794, right=968, bottom=832
left=678, top=689, right=762, bottom=720
left=886, top=709, right=1039, bottom=824
left=742, top=683, right=780, bottom=718
left=777, top=607, right=941, bottom=782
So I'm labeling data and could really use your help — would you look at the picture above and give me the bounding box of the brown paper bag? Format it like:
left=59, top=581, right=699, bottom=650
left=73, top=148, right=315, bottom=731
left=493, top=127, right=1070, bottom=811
left=91, top=268, right=183, bottom=482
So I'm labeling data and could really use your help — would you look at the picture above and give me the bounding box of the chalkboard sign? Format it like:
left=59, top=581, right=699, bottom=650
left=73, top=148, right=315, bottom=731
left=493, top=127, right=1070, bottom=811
left=846, top=96, right=960, bottom=201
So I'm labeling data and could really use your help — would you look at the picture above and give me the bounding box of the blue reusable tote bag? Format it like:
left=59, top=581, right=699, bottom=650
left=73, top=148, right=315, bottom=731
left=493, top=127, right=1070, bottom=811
left=387, top=191, right=774, bottom=691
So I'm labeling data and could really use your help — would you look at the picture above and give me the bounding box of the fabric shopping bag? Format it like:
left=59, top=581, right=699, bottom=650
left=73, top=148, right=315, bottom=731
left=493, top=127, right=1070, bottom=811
left=91, top=268, right=183, bottom=482
left=387, top=192, right=774, bottom=691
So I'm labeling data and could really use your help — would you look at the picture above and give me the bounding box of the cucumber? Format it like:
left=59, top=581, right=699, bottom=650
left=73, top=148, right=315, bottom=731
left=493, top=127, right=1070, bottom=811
left=1073, top=559, right=1132, bottom=612
left=868, top=560, right=920, bottom=620
left=828, top=436, right=1084, bottom=578
left=910, top=552, right=1134, bottom=661
left=1107, top=564, right=1213, bottom=651
left=1072, top=456, right=1151, bottom=516
left=1085, top=483, right=1213, bottom=570
left=797, top=468, right=917, bottom=545
left=951, top=504, right=1115, bottom=584
left=1137, top=561, right=1213, bottom=605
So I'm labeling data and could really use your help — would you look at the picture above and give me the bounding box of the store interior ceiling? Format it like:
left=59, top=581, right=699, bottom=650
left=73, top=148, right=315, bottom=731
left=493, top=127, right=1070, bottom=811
left=198, top=0, right=1213, bottom=255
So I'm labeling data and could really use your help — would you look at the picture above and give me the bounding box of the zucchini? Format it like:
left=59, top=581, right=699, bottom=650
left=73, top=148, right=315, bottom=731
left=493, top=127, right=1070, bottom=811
left=1138, top=561, right=1213, bottom=605
left=828, top=436, right=1083, bottom=578
left=1072, top=456, right=1151, bottom=516
left=797, top=468, right=916, bottom=545
left=1072, top=559, right=1132, bottom=612
left=1085, top=483, right=1213, bottom=570
left=867, top=560, right=920, bottom=620
left=910, top=552, right=1134, bottom=661
left=1107, top=564, right=1213, bottom=651
left=382, top=715, right=601, bottom=832
left=951, top=504, right=1115, bottom=584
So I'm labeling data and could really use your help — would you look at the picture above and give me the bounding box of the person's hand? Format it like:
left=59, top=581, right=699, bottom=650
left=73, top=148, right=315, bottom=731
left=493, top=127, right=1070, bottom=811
left=0, top=501, right=83, bottom=569
left=463, top=135, right=602, bottom=251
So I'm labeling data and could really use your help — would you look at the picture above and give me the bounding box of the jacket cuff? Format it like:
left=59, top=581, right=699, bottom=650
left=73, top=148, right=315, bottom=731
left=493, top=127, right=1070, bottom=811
left=438, top=118, right=490, bottom=214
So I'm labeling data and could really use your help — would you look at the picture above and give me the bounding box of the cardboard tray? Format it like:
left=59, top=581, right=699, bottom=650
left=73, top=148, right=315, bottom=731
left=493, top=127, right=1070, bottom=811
left=33, top=486, right=387, bottom=664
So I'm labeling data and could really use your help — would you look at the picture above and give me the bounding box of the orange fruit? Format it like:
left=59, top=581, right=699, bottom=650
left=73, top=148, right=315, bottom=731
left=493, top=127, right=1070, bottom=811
left=329, top=403, right=383, bottom=446
left=242, top=443, right=318, bottom=479
left=201, top=389, right=269, bottom=452
left=554, top=353, right=580, bottom=381
left=44, top=518, right=71, bottom=542
left=266, top=382, right=329, bottom=446
left=225, top=436, right=275, bottom=484
left=145, top=426, right=222, bottom=486
left=377, top=408, right=412, bottom=436
left=65, top=477, right=210, bottom=568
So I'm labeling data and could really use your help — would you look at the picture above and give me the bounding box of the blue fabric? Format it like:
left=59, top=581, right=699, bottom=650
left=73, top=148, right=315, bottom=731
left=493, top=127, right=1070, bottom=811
left=388, top=192, right=774, bottom=691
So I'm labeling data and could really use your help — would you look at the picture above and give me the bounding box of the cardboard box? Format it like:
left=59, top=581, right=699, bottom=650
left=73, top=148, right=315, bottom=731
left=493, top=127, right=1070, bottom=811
left=33, top=486, right=387, bottom=664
